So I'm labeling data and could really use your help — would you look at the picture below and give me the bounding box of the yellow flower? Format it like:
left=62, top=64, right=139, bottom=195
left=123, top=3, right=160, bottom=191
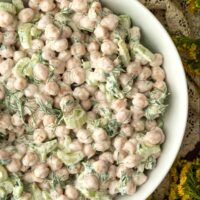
left=178, top=162, right=192, bottom=197
left=182, top=194, right=191, bottom=200
left=189, top=43, right=197, bottom=60
left=169, top=183, right=178, bottom=200
left=196, top=169, right=200, bottom=182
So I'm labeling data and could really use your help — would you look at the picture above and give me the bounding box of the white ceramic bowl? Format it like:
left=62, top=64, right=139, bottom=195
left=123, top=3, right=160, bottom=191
left=101, top=0, right=188, bottom=199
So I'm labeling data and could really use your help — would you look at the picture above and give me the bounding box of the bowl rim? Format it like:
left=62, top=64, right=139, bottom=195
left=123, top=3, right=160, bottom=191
left=101, top=0, right=189, bottom=199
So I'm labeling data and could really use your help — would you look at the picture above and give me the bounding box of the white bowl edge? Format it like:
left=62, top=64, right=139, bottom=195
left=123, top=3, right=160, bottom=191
left=100, top=0, right=189, bottom=200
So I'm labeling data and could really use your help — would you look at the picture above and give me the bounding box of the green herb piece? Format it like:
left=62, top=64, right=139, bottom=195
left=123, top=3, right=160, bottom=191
left=144, top=156, right=157, bottom=170
left=105, top=119, right=120, bottom=138
left=118, top=38, right=131, bottom=66
left=18, top=23, right=33, bottom=49
left=118, top=171, right=132, bottom=195
left=57, top=150, right=84, bottom=166
left=118, top=15, right=131, bottom=30
left=11, top=174, right=24, bottom=199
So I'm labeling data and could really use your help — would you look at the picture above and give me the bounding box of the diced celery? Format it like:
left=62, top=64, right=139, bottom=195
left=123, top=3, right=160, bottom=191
left=0, top=165, right=8, bottom=181
left=57, top=150, right=84, bottom=166
left=30, top=139, right=58, bottom=162
left=118, top=38, right=131, bottom=66
left=58, top=135, right=72, bottom=153
left=31, top=26, right=43, bottom=38
left=12, top=0, right=24, bottom=12
left=130, top=43, right=154, bottom=62
left=145, top=103, right=168, bottom=120
left=18, top=23, right=33, bottom=49
left=64, top=105, right=87, bottom=129
left=13, top=57, right=32, bottom=78
left=118, top=15, right=131, bottom=30
left=42, top=191, right=52, bottom=200
left=0, top=2, right=16, bottom=14
left=0, top=187, right=6, bottom=199
left=0, top=181, right=14, bottom=194
left=31, top=183, right=43, bottom=200
left=55, top=12, right=71, bottom=26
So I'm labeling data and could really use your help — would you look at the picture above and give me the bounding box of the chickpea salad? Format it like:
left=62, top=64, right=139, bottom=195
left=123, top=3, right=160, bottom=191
left=0, top=0, right=169, bottom=199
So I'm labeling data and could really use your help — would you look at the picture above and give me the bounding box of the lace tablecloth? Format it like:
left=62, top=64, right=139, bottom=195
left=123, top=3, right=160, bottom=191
left=139, top=0, right=200, bottom=199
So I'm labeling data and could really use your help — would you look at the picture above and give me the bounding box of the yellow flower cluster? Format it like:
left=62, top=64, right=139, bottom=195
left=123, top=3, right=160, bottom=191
left=185, top=0, right=200, bottom=13
left=148, top=158, right=200, bottom=199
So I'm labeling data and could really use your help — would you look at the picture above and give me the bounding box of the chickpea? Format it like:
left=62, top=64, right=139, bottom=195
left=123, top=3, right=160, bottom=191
left=71, top=43, right=86, bottom=58
left=70, top=67, right=85, bottom=84
left=3, top=31, right=17, bottom=45
left=120, top=124, right=133, bottom=137
left=138, top=67, right=152, bottom=81
left=0, top=113, right=11, bottom=129
left=71, top=0, right=88, bottom=13
left=83, top=144, right=95, bottom=158
left=39, top=0, right=56, bottom=12
left=32, top=39, right=44, bottom=51
left=132, top=93, right=148, bottom=109
left=87, top=41, right=100, bottom=52
left=94, top=140, right=110, bottom=152
left=154, top=81, right=167, bottom=91
left=90, top=51, right=101, bottom=63
left=144, top=127, right=165, bottom=145
left=115, top=109, right=131, bottom=124
left=73, top=87, right=90, bottom=101
left=61, top=26, right=72, bottom=39
left=119, top=73, right=132, bottom=87
left=124, top=180, right=136, bottom=195
left=60, top=95, right=75, bottom=113
left=87, top=111, right=97, bottom=121
left=33, top=128, right=48, bottom=143
left=22, top=152, right=38, bottom=167
left=127, top=61, right=142, bottom=75
left=97, top=56, right=114, bottom=72
left=67, top=57, right=81, bottom=70
left=65, top=185, right=79, bottom=199
left=39, top=181, right=51, bottom=190
left=131, top=106, right=144, bottom=121
left=133, top=173, right=147, bottom=186
left=24, top=84, right=38, bottom=98
left=69, top=140, right=83, bottom=151
left=11, top=113, right=23, bottom=127
left=19, top=193, right=32, bottom=200
left=37, top=15, right=53, bottom=30
left=101, top=39, right=118, bottom=55
left=58, top=0, right=70, bottom=9
left=57, top=195, right=69, bottom=200
left=16, top=144, right=27, bottom=156
left=13, top=51, right=26, bottom=62
left=33, top=63, right=49, bottom=81
left=99, top=152, right=114, bottom=164
left=93, top=160, right=109, bottom=173
left=52, top=39, right=68, bottom=52
left=43, top=114, right=56, bottom=127
left=77, top=129, right=92, bottom=144
left=0, top=11, right=14, bottom=28
left=111, top=99, right=127, bottom=111
left=58, top=51, right=71, bottom=62
left=6, top=158, right=21, bottom=172
left=45, top=24, right=60, bottom=40
left=145, top=120, right=157, bottom=131
left=109, top=180, right=119, bottom=195
left=55, top=125, right=70, bottom=138
left=81, top=99, right=92, bottom=111
left=94, top=25, right=109, bottom=40
left=151, top=66, right=165, bottom=81
left=113, top=136, right=127, bottom=151
left=44, top=81, right=59, bottom=96
left=93, top=128, right=108, bottom=141
left=135, top=80, right=153, bottom=93
left=80, top=16, right=95, bottom=31
left=84, top=175, right=99, bottom=190
left=18, top=8, right=34, bottom=23
left=8, top=132, right=15, bottom=143
left=123, top=154, right=141, bottom=168
left=113, top=150, right=127, bottom=163
left=28, top=0, right=39, bottom=9
left=123, top=140, right=136, bottom=154
left=0, top=59, right=14, bottom=77
left=0, top=150, right=10, bottom=161
left=47, top=155, right=63, bottom=171
left=101, top=14, right=119, bottom=31
left=34, top=164, right=50, bottom=178
left=56, top=167, right=69, bottom=181
left=14, top=78, right=27, bottom=90
left=23, top=172, right=43, bottom=183
left=150, top=53, right=163, bottom=67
